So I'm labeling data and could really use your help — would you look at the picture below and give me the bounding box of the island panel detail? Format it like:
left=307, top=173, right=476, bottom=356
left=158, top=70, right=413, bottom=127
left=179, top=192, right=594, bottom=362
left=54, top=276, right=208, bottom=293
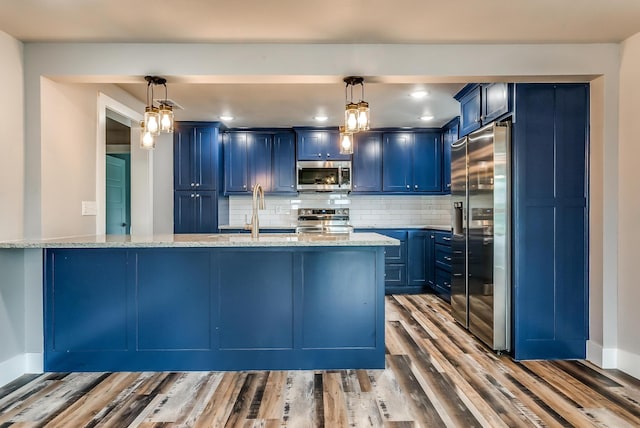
left=44, top=246, right=385, bottom=372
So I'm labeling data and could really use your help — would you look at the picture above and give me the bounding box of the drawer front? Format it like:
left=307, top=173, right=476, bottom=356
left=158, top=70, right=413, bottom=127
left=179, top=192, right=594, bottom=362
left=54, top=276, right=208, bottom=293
left=385, top=264, right=406, bottom=287
left=435, top=268, right=451, bottom=291
left=378, top=230, right=407, bottom=264
left=434, top=231, right=452, bottom=245
left=435, top=244, right=452, bottom=271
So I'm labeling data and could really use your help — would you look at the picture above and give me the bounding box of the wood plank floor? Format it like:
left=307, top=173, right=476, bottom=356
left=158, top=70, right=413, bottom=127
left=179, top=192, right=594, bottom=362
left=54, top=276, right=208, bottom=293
left=1, top=294, right=639, bottom=427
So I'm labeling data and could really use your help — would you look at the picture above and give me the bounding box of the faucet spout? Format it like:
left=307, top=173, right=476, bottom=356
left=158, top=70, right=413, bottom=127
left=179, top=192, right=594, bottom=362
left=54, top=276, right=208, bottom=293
left=251, top=184, right=265, bottom=238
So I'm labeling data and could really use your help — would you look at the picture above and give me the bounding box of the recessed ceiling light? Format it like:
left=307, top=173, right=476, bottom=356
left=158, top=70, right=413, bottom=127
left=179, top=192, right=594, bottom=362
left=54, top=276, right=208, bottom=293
left=411, top=90, right=428, bottom=99
left=314, top=115, right=328, bottom=122
left=220, top=115, right=234, bottom=121
left=420, top=115, right=435, bottom=121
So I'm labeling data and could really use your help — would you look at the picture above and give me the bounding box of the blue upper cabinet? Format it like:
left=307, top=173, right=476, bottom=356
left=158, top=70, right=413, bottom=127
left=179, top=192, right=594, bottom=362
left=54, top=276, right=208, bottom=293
left=442, top=118, right=459, bottom=193
left=248, top=133, right=272, bottom=191
left=382, top=132, right=413, bottom=192
left=174, top=122, right=220, bottom=191
left=224, top=132, right=250, bottom=193
left=456, top=83, right=512, bottom=137
left=382, top=131, right=443, bottom=194
left=413, top=131, right=442, bottom=192
left=272, top=132, right=296, bottom=193
left=482, top=83, right=512, bottom=124
left=352, top=132, right=382, bottom=193
left=457, top=85, right=482, bottom=137
left=174, top=190, right=218, bottom=233
left=225, top=131, right=297, bottom=195
left=295, top=129, right=351, bottom=161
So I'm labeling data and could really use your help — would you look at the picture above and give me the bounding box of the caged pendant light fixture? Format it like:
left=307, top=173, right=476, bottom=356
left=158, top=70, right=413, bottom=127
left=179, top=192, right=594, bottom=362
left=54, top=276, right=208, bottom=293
left=140, top=76, right=174, bottom=149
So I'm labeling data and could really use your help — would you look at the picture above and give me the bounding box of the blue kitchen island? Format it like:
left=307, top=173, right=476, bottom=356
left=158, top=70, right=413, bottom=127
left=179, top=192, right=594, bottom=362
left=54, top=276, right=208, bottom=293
left=22, top=233, right=396, bottom=372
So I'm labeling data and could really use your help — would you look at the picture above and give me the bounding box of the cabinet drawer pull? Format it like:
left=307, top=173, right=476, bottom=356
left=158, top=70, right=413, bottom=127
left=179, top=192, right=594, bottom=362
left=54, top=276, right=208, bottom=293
left=442, top=236, right=451, bottom=241
left=444, top=256, right=452, bottom=261
left=453, top=273, right=463, bottom=277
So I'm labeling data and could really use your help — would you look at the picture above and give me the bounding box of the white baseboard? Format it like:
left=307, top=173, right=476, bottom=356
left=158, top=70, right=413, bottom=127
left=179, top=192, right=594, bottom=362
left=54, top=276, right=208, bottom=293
left=618, top=349, right=640, bottom=380
left=587, top=340, right=618, bottom=368
left=0, top=353, right=44, bottom=388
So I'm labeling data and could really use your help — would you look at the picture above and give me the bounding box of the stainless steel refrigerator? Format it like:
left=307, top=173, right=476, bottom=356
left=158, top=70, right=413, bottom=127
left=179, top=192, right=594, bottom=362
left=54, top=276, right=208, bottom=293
left=450, top=122, right=511, bottom=352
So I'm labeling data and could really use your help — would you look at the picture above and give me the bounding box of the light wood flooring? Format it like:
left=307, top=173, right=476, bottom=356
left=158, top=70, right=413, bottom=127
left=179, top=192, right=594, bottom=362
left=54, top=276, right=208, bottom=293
left=1, top=294, right=639, bottom=427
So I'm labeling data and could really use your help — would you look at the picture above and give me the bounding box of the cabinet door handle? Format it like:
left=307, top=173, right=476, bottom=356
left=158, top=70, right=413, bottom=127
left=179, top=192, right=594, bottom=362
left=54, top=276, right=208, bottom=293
left=327, top=153, right=331, bottom=158
left=290, top=184, right=294, bottom=188
left=191, top=193, right=195, bottom=198
left=414, top=185, right=418, bottom=189
left=191, top=183, right=195, bottom=187
left=444, top=256, right=452, bottom=261
left=447, top=183, right=451, bottom=188
left=317, top=153, right=322, bottom=157
left=406, top=185, right=410, bottom=189
left=442, top=236, right=451, bottom=241
left=243, top=185, right=247, bottom=189
left=195, top=194, right=200, bottom=198
left=195, top=183, right=200, bottom=187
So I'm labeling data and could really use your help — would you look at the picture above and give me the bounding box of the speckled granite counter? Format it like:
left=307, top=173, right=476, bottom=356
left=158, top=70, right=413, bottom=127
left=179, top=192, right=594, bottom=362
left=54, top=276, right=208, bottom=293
left=0, top=232, right=398, bottom=249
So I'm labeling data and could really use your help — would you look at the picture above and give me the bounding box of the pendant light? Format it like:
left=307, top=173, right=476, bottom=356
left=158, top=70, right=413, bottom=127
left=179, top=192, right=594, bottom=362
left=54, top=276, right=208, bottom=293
left=140, top=121, right=155, bottom=150
left=157, top=78, right=174, bottom=134
left=144, top=77, right=160, bottom=137
left=344, top=76, right=370, bottom=133
left=339, top=126, right=354, bottom=154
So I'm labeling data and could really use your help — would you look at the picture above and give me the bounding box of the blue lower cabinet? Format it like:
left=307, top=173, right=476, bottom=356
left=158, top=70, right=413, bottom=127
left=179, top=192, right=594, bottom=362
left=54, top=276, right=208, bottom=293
left=44, top=246, right=385, bottom=371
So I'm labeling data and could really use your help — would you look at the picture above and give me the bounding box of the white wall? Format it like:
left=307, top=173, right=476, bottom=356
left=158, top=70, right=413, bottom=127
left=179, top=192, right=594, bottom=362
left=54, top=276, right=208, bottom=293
left=16, top=42, right=623, bottom=374
left=153, top=133, right=174, bottom=235
left=0, top=31, right=28, bottom=387
left=0, top=31, right=24, bottom=241
left=39, top=81, right=144, bottom=238
left=617, top=32, right=640, bottom=379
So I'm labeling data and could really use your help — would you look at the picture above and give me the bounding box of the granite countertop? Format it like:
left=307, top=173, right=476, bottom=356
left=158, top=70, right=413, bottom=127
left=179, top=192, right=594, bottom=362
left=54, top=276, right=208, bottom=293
left=0, top=233, right=399, bottom=249
left=218, top=225, right=297, bottom=230
left=353, top=224, right=452, bottom=232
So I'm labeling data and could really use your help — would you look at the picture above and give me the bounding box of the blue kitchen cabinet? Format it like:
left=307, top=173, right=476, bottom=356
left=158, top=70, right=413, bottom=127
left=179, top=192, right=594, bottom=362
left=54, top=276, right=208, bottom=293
left=382, top=132, right=413, bottom=192
left=174, top=122, right=220, bottom=191
left=407, top=230, right=434, bottom=288
left=457, top=85, right=482, bottom=136
left=383, top=131, right=443, bottom=193
left=272, top=132, right=296, bottom=193
left=174, top=190, right=218, bottom=233
left=44, top=246, right=385, bottom=371
left=248, top=133, right=272, bottom=191
left=352, top=131, right=382, bottom=193
left=513, top=83, right=589, bottom=360
left=442, top=118, right=459, bottom=193
left=225, top=131, right=296, bottom=194
left=483, top=83, right=512, bottom=124
left=413, top=132, right=442, bottom=192
left=456, top=83, right=512, bottom=137
left=295, top=129, right=350, bottom=161
left=363, top=228, right=443, bottom=295
left=432, top=231, right=452, bottom=302
left=224, top=132, right=250, bottom=193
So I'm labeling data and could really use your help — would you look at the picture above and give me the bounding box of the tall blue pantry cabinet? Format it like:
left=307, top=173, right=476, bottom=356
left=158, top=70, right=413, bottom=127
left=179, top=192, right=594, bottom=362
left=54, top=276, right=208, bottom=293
left=513, top=84, right=589, bottom=360
left=173, top=122, right=222, bottom=233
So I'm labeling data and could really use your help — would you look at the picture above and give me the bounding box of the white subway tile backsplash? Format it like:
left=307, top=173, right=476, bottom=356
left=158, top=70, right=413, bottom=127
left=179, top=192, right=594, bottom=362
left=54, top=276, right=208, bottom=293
left=226, top=194, right=452, bottom=228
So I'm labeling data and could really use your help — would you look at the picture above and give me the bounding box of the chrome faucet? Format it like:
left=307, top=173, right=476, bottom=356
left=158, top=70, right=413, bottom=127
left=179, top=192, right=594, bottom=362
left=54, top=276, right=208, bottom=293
left=250, top=183, right=265, bottom=238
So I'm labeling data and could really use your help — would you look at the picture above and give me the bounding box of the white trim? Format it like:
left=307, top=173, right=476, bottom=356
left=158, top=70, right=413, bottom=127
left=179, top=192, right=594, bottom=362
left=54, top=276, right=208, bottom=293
left=617, top=348, right=640, bottom=380
left=96, top=92, right=144, bottom=236
left=0, top=354, right=27, bottom=387
left=25, top=352, right=43, bottom=374
left=587, top=339, right=618, bottom=368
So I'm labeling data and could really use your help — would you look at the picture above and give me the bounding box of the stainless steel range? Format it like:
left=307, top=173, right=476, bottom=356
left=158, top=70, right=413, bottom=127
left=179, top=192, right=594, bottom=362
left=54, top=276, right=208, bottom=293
left=296, top=208, right=352, bottom=234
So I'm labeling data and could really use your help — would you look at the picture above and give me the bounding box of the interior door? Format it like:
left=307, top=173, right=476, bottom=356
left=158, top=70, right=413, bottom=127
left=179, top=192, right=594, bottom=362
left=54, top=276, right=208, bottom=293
left=106, top=155, right=127, bottom=235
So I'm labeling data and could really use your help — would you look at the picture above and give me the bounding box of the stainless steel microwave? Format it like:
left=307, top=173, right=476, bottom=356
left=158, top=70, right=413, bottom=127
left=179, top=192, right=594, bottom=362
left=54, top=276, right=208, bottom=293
left=296, top=161, right=352, bottom=192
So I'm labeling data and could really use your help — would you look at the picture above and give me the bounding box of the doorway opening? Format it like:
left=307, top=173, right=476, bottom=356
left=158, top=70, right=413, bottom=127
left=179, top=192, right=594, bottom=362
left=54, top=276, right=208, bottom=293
left=106, top=110, right=131, bottom=235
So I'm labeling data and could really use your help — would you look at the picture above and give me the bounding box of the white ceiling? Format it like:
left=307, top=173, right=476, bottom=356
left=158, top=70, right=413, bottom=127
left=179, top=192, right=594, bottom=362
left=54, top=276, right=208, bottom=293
left=3, top=0, right=639, bottom=129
